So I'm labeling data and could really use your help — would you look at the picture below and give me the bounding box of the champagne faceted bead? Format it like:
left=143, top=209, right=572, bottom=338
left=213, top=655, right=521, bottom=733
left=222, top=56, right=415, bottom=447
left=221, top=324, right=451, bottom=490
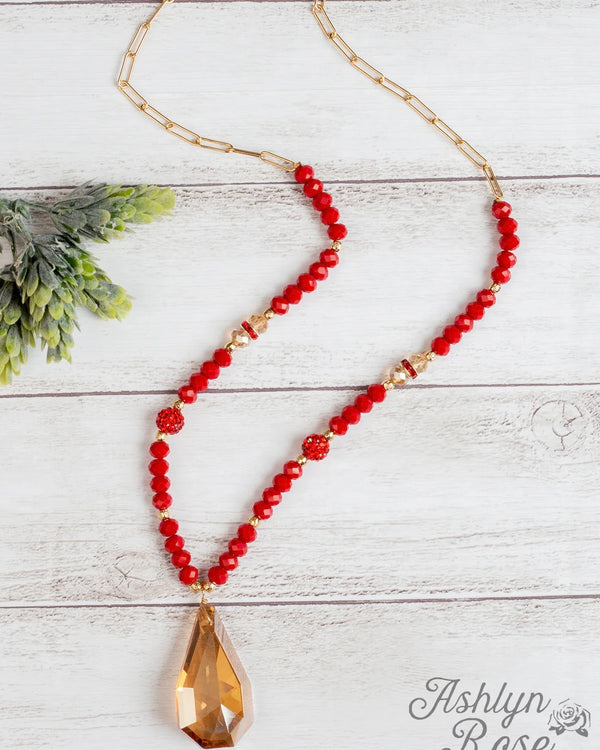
left=408, top=353, right=430, bottom=375
left=230, top=329, right=251, bottom=348
left=389, top=364, right=409, bottom=386
left=247, top=314, right=269, bottom=336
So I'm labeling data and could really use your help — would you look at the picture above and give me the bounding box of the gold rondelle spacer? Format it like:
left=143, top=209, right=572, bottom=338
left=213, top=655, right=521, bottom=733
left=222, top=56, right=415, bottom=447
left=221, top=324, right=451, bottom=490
left=331, top=240, right=342, bottom=251
left=263, top=308, right=275, bottom=320
left=426, top=350, right=437, bottom=362
left=202, top=581, right=217, bottom=593
left=323, top=428, right=334, bottom=441
left=297, top=454, right=308, bottom=466
left=190, top=581, right=203, bottom=593
left=248, top=515, right=261, bottom=528
left=225, top=342, right=237, bottom=352
left=490, top=282, right=501, bottom=293
left=155, top=431, right=168, bottom=441
left=173, top=399, right=184, bottom=410
left=158, top=509, right=170, bottom=520
left=382, top=379, right=395, bottom=391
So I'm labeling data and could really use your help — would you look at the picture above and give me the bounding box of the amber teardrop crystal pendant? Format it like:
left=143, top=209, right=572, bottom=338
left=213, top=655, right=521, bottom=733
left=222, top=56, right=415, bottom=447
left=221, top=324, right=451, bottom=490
left=176, top=604, right=253, bottom=747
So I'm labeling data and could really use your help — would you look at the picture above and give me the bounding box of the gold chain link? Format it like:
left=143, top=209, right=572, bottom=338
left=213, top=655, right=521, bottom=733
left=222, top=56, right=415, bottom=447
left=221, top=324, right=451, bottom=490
left=117, top=0, right=299, bottom=172
left=311, top=0, right=503, bottom=199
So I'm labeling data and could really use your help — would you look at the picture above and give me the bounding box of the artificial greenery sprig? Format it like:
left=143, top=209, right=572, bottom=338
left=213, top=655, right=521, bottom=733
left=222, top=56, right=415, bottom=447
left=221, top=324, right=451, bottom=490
left=0, top=184, right=175, bottom=384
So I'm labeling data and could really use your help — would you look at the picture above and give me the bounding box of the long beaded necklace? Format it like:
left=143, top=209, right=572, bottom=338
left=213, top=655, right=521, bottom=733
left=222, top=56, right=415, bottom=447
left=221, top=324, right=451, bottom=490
left=118, top=1, right=520, bottom=746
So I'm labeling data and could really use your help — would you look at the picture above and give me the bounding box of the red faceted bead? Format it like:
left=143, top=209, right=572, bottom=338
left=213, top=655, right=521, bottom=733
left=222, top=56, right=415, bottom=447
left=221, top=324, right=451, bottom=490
left=455, top=314, right=474, bottom=332
left=159, top=518, right=179, bottom=537
left=283, top=460, right=303, bottom=479
left=432, top=337, right=451, bottom=356
left=179, top=565, right=199, bottom=585
left=156, top=407, right=184, bottom=435
left=190, top=372, right=208, bottom=393
left=298, top=273, right=317, bottom=293
left=492, top=201, right=512, bottom=219
left=355, top=394, right=373, bottom=413
left=150, top=475, right=170, bottom=493
left=497, top=217, right=518, bottom=235
left=499, top=234, right=520, bottom=251
left=320, top=249, right=339, bottom=268
left=313, top=192, right=332, bottom=211
left=254, top=500, right=273, bottom=519
left=271, top=296, right=289, bottom=315
left=178, top=385, right=197, bottom=404
left=328, top=224, right=347, bottom=241
left=342, top=405, right=361, bottom=424
left=491, top=266, right=511, bottom=284
left=273, top=473, right=292, bottom=493
left=477, top=289, right=496, bottom=308
left=229, top=538, right=248, bottom=557
left=284, top=285, right=303, bottom=304
left=466, top=302, right=485, bottom=320
left=443, top=325, right=462, bottom=344
left=171, top=550, right=191, bottom=568
left=208, top=565, right=228, bottom=586
left=329, top=416, right=348, bottom=435
left=201, top=360, right=220, bottom=380
left=238, top=523, right=258, bottom=543
left=294, top=164, right=314, bottom=183
left=150, top=441, right=170, bottom=458
left=321, top=207, right=340, bottom=225
left=219, top=552, right=238, bottom=571
left=165, top=534, right=185, bottom=553
left=213, top=348, right=232, bottom=367
left=302, top=433, right=330, bottom=460
left=309, top=262, right=328, bottom=281
left=497, top=250, right=517, bottom=268
left=367, top=383, right=386, bottom=403
left=149, top=458, right=169, bottom=476
left=152, top=492, right=172, bottom=510
left=263, top=487, right=282, bottom=505
left=303, top=179, right=323, bottom=198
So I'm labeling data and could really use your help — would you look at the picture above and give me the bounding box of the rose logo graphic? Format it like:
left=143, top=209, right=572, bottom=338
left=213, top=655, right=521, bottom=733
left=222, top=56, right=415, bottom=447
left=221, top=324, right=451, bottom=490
left=548, top=699, right=591, bottom=737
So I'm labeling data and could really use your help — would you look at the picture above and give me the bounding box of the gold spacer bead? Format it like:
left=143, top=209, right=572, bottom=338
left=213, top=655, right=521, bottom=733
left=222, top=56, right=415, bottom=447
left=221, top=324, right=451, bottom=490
left=190, top=581, right=203, bottom=593
left=202, top=581, right=217, bottom=593
left=155, top=431, right=168, bottom=441
left=248, top=515, right=261, bottom=528
left=490, top=282, right=501, bottom=293
left=426, top=350, right=437, bottom=362
left=331, top=240, right=342, bottom=251
left=225, top=342, right=237, bottom=352
left=158, top=509, right=170, bottom=520
left=297, top=454, right=308, bottom=466
left=382, top=379, right=395, bottom=391
left=173, top=399, right=184, bottom=410
left=323, top=428, right=334, bottom=441
left=263, top=308, right=275, bottom=320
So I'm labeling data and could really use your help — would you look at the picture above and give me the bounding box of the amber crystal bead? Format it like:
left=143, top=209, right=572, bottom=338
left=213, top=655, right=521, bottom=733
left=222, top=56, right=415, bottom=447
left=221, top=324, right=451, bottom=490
left=302, top=433, right=330, bottom=460
left=156, top=407, right=184, bottom=435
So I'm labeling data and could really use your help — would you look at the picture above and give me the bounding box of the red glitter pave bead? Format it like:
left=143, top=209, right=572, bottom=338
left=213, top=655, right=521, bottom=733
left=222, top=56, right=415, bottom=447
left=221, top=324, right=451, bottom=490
left=213, top=348, right=233, bottom=367
left=355, top=394, right=373, bottom=413
left=208, top=565, right=228, bottom=586
left=497, top=217, right=518, bottom=235
left=151, top=475, right=170, bottom=493
left=401, top=359, right=418, bottom=379
left=298, top=273, right=317, bottom=293
left=241, top=320, right=259, bottom=340
left=150, top=441, right=170, bottom=458
left=253, top=500, right=274, bottom=519
left=179, top=565, right=199, bottom=585
left=229, top=538, right=248, bottom=557
left=171, top=550, right=191, bottom=568
left=219, top=552, right=239, bottom=571
left=455, top=314, right=474, bottom=333
left=342, top=405, right=361, bottom=424
left=321, top=207, right=340, bottom=225
left=149, top=458, right=169, bottom=476
left=302, top=433, right=330, bottom=461
left=320, top=248, right=339, bottom=268
left=313, top=192, right=333, bottom=211
left=432, top=337, right=451, bottom=356
left=159, top=518, right=179, bottom=537
left=238, top=523, right=258, bottom=543
left=283, top=460, right=303, bottom=479
left=178, top=385, right=197, bottom=404
left=443, top=325, right=462, bottom=344
left=499, top=234, right=520, bottom=251
left=309, top=262, right=328, bottom=281
left=284, top=285, right=303, bottom=304
left=263, top=487, right=282, bottom=505
left=477, top=289, right=496, bottom=308
left=491, top=266, right=511, bottom=285
left=367, top=383, right=386, bottom=403
left=271, top=296, right=290, bottom=315
left=303, top=179, right=323, bottom=198
left=294, top=164, right=314, bottom=183
left=466, top=301, right=485, bottom=320
left=492, top=201, right=512, bottom=219
left=497, top=250, right=517, bottom=268
left=153, top=492, right=172, bottom=510
left=201, top=360, right=220, bottom=380
left=329, top=416, right=348, bottom=435
left=328, top=223, right=347, bottom=241
left=156, top=407, right=184, bottom=435
left=165, top=535, right=185, bottom=553
left=190, top=372, right=208, bottom=393
left=273, top=473, right=292, bottom=493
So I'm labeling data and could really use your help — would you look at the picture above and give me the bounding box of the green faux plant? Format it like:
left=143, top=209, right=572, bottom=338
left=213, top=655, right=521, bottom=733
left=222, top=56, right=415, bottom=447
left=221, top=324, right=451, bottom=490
left=0, top=183, right=175, bottom=385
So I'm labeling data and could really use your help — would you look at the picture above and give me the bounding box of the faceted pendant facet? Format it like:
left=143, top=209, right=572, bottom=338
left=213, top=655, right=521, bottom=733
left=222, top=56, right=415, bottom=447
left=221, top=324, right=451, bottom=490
left=176, top=604, right=253, bottom=747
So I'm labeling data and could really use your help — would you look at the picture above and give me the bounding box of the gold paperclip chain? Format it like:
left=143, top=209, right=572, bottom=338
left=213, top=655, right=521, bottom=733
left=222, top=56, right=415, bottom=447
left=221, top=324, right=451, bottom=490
left=311, top=0, right=503, bottom=199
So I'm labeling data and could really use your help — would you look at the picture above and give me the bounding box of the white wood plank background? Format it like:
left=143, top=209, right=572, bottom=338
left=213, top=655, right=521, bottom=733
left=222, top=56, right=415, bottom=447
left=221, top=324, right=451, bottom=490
left=1, top=1, right=599, bottom=749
